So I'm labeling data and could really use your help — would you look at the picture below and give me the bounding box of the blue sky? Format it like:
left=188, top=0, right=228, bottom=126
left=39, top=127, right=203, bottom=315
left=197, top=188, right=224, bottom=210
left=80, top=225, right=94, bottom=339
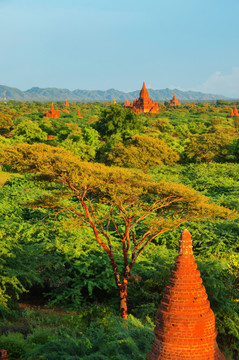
left=0, top=0, right=239, bottom=97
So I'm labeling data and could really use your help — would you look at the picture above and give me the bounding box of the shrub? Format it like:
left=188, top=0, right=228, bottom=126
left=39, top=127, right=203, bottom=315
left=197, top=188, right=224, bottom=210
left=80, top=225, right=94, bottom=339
left=0, top=332, right=26, bottom=359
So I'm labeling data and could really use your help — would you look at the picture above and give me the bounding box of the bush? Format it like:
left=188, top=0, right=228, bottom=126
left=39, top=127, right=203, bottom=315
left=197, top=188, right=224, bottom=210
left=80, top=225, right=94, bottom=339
left=27, top=327, right=53, bottom=345
left=23, top=316, right=154, bottom=360
left=108, top=134, right=179, bottom=171
left=0, top=332, right=26, bottom=359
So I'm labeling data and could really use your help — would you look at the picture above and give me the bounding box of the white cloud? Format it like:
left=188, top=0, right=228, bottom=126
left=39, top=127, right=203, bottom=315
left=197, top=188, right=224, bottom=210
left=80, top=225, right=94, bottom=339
left=196, top=67, right=239, bottom=98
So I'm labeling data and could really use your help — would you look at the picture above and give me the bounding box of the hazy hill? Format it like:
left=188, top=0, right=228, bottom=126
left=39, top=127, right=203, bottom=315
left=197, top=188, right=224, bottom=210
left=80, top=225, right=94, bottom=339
left=0, top=84, right=229, bottom=102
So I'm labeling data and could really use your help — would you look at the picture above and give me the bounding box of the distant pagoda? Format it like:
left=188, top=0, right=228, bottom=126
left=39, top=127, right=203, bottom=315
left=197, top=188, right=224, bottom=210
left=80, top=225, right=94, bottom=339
left=64, top=100, right=69, bottom=106
left=147, top=229, right=225, bottom=360
left=228, top=106, right=239, bottom=117
left=43, top=103, right=60, bottom=119
left=123, top=99, right=133, bottom=108
left=170, top=93, right=181, bottom=106
left=124, top=82, right=159, bottom=114
left=77, top=110, right=83, bottom=118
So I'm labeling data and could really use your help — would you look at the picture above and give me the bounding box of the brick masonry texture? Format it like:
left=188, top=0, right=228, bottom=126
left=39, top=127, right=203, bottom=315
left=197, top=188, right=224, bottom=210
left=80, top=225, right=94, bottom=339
left=147, top=229, right=226, bottom=360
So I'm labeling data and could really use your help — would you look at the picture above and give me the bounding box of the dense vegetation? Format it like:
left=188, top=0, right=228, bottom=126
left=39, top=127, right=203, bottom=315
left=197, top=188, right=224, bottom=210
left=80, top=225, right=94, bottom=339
left=0, top=100, right=238, bottom=359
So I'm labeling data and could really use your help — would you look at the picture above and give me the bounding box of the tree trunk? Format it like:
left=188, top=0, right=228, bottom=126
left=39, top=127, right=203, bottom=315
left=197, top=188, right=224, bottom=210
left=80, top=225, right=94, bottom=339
left=120, top=283, right=128, bottom=319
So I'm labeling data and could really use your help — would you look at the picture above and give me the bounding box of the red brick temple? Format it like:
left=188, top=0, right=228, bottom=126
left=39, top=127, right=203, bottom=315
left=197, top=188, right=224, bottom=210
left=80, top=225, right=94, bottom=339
left=77, top=110, right=83, bottom=118
left=43, top=103, right=60, bottom=119
left=64, top=100, right=69, bottom=106
left=170, top=93, right=181, bottom=106
left=123, top=99, right=133, bottom=108
left=234, top=106, right=238, bottom=116
left=125, top=82, right=159, bottom=113
left=228, top=106, right=239, bottom=117
left=147, top=229, right=225, bottom=360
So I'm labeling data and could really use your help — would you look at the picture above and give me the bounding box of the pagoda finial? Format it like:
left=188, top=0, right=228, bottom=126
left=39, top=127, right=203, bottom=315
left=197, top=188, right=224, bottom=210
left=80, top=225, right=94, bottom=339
left=179, top=229, right=193, bottom=255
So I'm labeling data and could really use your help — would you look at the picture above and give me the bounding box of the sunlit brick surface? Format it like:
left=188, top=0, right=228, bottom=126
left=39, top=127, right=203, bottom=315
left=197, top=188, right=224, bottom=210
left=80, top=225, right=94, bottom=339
left=147, top=229, right=226, bottom=360
left=43, top=103, right=60, bottom=118
left=131, top=82, right=159, bottom=114
left=170, top=93, right=181, bottom=106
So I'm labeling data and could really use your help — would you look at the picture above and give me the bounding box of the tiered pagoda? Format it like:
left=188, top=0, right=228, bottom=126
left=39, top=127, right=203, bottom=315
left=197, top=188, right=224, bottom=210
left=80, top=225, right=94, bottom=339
left=147, top=229, right=225, bottom=360
left=229, top=106, right=239, bottom=117
left=43, top=103, right=60, bottom=119
left=170, top=93, right=181, bottom=106
left=64, top=100, right=69, bottom=106
left=125, top=82, right=159, bottom=114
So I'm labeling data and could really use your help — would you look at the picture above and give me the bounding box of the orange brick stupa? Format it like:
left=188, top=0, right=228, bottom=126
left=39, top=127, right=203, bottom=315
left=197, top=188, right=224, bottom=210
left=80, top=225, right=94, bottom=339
left=228, top=106, right=239, bottom=117
left=147, top=229, right=225, bottom=360
left=234, top=106, right=238, bottom=116
left=64, top=100, right=69, bottom=106
left=43, top=103, right=60, bottom=118
left=170, top=93, right=181, bottom=106
left=129, top=82, right=159, bottom=113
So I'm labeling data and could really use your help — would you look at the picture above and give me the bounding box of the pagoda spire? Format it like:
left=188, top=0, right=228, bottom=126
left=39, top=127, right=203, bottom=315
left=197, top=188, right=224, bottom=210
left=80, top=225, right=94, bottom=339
left=139, top=81, right=149, bottom=99
left=179, top=228, right=193, bottom=255
left=147, top=229, right=226, bottom=360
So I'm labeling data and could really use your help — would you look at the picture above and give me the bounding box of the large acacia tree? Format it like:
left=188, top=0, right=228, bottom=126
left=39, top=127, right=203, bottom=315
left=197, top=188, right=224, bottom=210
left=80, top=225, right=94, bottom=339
left=0, top=143, right=234, bottom=318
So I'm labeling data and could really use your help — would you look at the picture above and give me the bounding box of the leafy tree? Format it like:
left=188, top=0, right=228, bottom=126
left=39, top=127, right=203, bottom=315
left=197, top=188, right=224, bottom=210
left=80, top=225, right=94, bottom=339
left=230, top=138, right=239, bottom=162
left=0, top=144, right=234, bottom=319
left=0, top=114, right=14, bottom=135
left=60, top=127, right=100, bottom=161
left=153, top=118, right=170, bottom=132
left=108, top=134, right=179, bottom=171
left=95, top=104, right=143, bottom=138
left=184, top=128, right=237, bottom=163
left=14, top=120, right=47, bottom=143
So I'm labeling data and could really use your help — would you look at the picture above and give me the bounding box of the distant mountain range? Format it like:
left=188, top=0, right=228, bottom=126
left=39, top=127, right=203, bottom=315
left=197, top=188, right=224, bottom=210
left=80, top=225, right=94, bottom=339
left=0, top=84, right=229, bottom=102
